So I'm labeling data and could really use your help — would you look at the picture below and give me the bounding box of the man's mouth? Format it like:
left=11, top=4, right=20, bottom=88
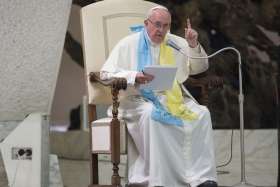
left=156, top=34, right=163, bottom=38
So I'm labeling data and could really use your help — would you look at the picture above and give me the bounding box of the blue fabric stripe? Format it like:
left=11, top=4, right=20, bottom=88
left=130, top=26, right=183, bottom=126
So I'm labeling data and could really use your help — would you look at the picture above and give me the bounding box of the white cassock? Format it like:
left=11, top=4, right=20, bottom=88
left=101, top=31, right=217, bottom=187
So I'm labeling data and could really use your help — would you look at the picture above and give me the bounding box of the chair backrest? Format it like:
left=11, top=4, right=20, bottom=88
left=80, top=0, right=158, bottom=105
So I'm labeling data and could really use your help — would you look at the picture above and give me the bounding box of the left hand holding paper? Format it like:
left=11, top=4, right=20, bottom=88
left=139, top=66, right=177, bottom=91
left=135, top=71, right=154, bottom=84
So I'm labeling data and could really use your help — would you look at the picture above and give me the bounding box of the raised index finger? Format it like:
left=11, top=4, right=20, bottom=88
left=187, top=18, right=192, bottom=29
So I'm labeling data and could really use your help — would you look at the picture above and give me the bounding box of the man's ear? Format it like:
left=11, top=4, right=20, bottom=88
left=144, top=19, right=148, bottom=26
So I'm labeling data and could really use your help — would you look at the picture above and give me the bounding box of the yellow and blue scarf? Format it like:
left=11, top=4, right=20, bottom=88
left=131, top=26, right=197, bottom=126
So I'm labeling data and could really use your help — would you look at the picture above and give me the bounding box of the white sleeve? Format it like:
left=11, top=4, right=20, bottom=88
left=100, top=38, right=138, bottom=85
left=187, top=43, right=209, bottom=75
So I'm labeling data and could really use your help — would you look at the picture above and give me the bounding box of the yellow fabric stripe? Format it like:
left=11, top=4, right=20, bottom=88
left=160, top=41, right=198, bottom=121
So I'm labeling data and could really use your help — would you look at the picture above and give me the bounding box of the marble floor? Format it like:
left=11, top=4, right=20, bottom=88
left=55, top=130, right=278, bottom=187
left=49, top=154, right=64, bottom=187
left=214, top=130, right=277, bottom=187
left=0, top=121, right=277, bottom=187
left=58, top=158, right=90, bottom=187
left=57, top=157, right=277, bottom=187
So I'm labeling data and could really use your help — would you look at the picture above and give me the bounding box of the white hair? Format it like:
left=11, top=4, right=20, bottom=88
left=146, top=5, right=170, bottom=19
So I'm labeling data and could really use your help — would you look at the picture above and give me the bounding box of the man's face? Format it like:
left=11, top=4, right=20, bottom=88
left=144, top=9, right=171, bottom=44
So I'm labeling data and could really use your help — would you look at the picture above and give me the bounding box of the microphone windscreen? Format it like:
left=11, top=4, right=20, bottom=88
left=166, top=39, right=181, bottom=51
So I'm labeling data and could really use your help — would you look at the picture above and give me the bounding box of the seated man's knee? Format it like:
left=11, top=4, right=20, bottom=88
left=141, top=102, right=153, bottom=116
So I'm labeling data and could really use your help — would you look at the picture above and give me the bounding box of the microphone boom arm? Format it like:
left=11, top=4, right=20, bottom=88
left=176, top=44, right=251, bottom=186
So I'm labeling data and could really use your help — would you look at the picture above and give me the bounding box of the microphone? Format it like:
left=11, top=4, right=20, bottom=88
left=166, top=38, right=240, bottom=60
left=166, top=39, right=182, bottom=52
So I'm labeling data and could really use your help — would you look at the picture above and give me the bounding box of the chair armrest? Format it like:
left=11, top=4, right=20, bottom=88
left=89, top=72, right=127, bottom=91
left=89, top=72, right=127, bottom=185
left=184, top=72, right=223, bottom=106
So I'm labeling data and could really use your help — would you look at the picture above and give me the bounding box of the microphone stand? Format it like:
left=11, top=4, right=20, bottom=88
left=174, top=45, right=261, bottom=187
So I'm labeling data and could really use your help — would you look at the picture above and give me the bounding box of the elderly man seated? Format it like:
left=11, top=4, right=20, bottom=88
left=101, top=5, right=218, bottom=187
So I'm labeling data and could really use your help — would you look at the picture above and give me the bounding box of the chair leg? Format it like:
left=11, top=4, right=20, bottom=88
left=88, top=104, right=99, bottom=185
left=91, top=153, right=99, bottom=184
left=111, top=89, right=122, bottom=185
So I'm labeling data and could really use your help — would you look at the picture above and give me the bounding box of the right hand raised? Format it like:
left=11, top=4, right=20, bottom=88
left=135, top=72, right=154, bottom=84
left=185, top=18, right=198, bottom=48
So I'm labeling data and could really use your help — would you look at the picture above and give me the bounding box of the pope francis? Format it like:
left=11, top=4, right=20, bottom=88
left=101, top=5, right=218, bottom=187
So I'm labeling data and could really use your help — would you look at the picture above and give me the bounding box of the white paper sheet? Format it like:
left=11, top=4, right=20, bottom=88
left=139, top=65, right=177, bottom=91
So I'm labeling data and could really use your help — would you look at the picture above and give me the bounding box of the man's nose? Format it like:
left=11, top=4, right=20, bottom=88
left=157, top=26, right=164, bottom=32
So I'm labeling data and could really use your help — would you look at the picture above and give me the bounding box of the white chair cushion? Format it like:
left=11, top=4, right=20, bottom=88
left=91, top=117, right=127, bottom=154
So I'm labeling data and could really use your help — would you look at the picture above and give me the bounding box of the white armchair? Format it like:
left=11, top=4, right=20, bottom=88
left=80, top=0, right=159, bottom=186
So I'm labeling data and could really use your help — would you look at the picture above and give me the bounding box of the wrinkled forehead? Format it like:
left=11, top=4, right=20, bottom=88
left=150, top=11, right=171, bottom=25
left=146, top=5, right=171, bottom=20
